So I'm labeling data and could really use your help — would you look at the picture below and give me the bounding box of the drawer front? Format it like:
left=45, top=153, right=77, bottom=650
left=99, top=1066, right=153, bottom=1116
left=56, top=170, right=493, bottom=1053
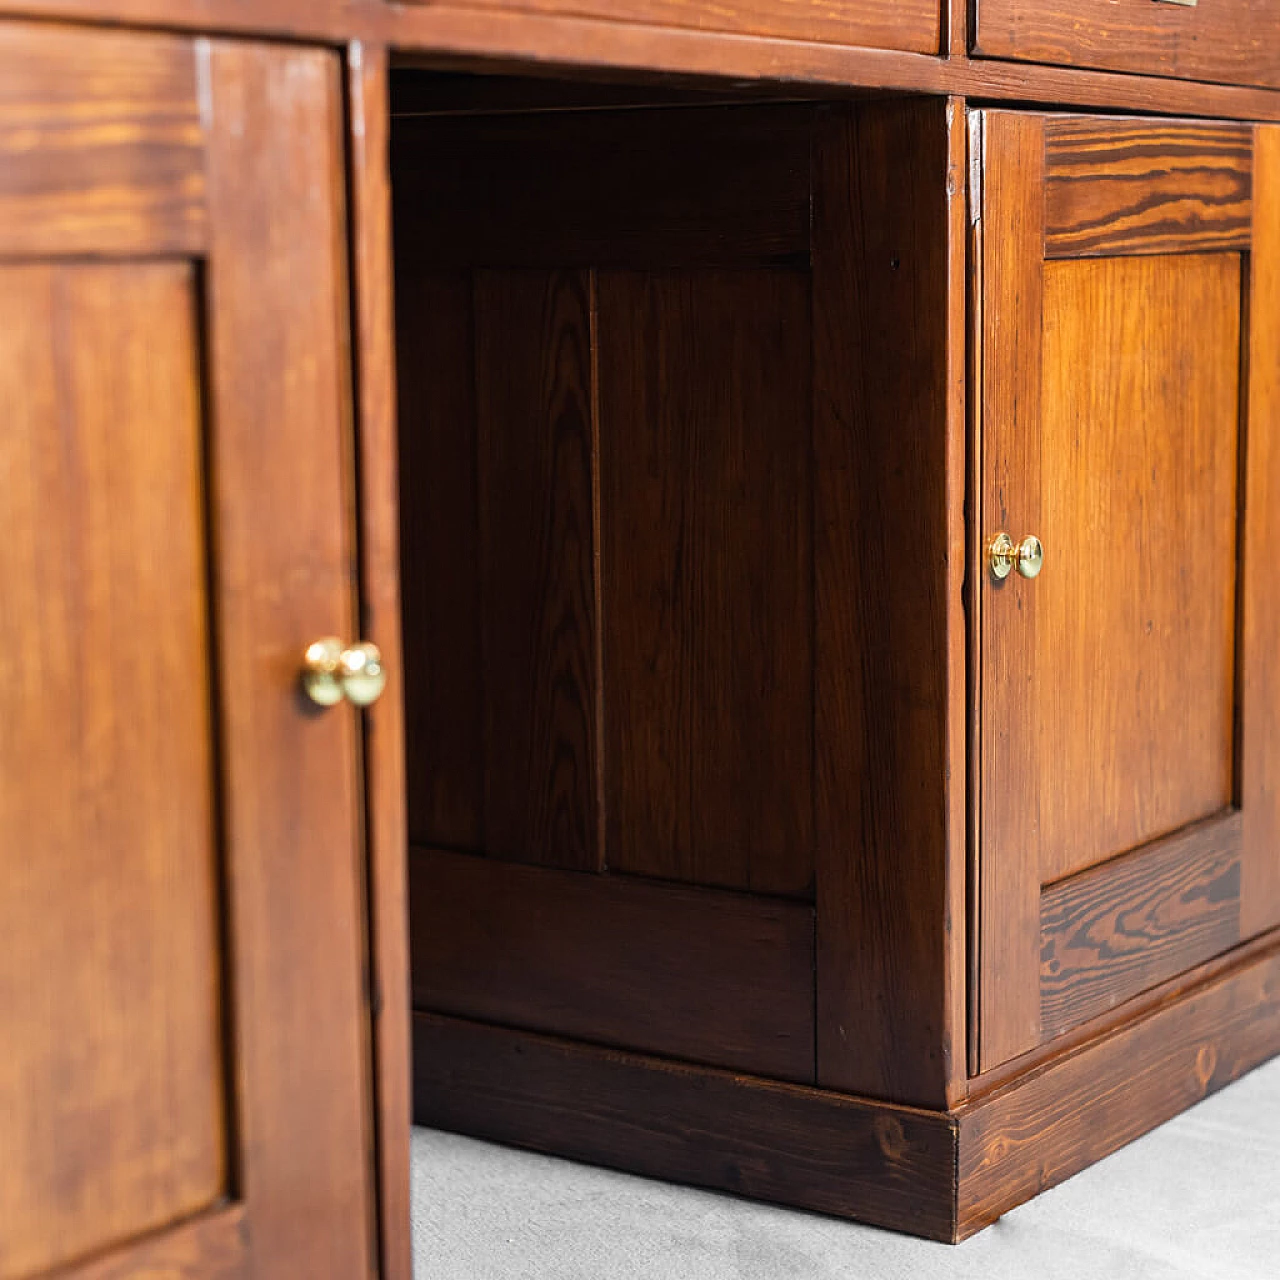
left=397, top=0, right=941, bottom=55
left=974, top=0, right=1280, bottom=90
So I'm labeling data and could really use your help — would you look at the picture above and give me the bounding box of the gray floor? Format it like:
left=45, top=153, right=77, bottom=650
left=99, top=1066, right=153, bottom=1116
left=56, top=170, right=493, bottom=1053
left=412, top=1056, right=1280, bottom=1279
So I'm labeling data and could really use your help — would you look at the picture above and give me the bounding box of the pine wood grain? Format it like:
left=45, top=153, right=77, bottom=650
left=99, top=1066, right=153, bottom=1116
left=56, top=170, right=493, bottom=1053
left=414, top=1012, right=959, bottom=1241
left=599, top=266, right=815, bottom=896
left=0, top=263, right=224, bottom=1279
left=347, top=40, right=414, bottom=1280
left=202, top=40, right=376, bottom=1279
left=1044, top=119, right=1254, bottom=259
left=1040, top=812, right=1242, bottom=1039
left=0, top=22, right=205, bottom=256
left=411, top=847, right=816, bottom=1081
left=958, top=935, right=1280, bottom=1236
left=397, top=0, right=942, bottom=56
left=811, top=99, right=967, bottom=1106
left=396, top=271, right=486, bottom=852
left=475, top=269, right=603, bottom=871
left=1241, top=125, right=1280, bottom=942
left=973, top=0, right=1280, bottom=91
left=1035, top=252, right=1240, bottom=885
left=977, top=110, right=1047, bottom=1071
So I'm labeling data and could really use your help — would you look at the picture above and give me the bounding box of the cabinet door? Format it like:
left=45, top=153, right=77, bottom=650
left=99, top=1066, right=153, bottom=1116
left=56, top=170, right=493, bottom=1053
left=976, top=112, right=1280, bottom=1072
left=0, top=24, right=376, bottom=1278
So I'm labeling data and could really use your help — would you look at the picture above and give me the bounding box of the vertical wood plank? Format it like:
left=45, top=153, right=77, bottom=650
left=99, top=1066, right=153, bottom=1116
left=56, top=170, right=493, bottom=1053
left=203, top=40, right=375, bottom=1280
left=474, top=269, right=602, bottom=871
left=347, top=41, right=412, bottom=1280
left=598, top=267, right=815, bottom=897
left=812, top=99, right=962, bottom=1105
left=0, top=264, right=224, bottom=1278
left=977, top=110, right=1045, bottom=1071
left=395, top=270, right=485, bottom=851
left=1242, top=125, right=1280, bottom=940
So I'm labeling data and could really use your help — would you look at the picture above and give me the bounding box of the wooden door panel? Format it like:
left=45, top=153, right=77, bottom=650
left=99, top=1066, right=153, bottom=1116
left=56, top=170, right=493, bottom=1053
left=0, top=262, right=223, bottom=1279
left=599, top=267, right=815, bottom=897
left=1037, top=252, right=1240, bottom=884
left=0, top=24, right=375, bottom=1279
left=977, top=113, right=1280, bottom=1073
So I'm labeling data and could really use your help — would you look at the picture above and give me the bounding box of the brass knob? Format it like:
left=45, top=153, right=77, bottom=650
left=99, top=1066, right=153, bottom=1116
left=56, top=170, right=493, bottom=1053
left=989, top=532, right=1044, bottom=581
left=302, top=637, right=388, bottom=708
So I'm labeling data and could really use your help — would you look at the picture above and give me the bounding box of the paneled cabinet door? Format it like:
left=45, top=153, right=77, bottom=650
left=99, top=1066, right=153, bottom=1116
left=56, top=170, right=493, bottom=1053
left=0, top=25, right=376, bottom=1280
left=975, top=112, right=1280, bottom=1073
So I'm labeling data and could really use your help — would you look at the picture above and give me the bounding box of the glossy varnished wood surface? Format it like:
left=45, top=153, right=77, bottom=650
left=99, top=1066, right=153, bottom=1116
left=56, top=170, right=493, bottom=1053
left=411, top=847, right=816, bottom=1081
left=347, top=41, right=414, bottom=1280
left=475, top=268, right=603, bottom=871
left=414, top=1012, right=960, bottom=1241
left=958, top=935, right=1280, bottom=1236
left=0, top=263, right=224, bottom=1279
left=0, top=22, right=205, bottom=256
left=811, top=99, right=967, bottom=1107
left=973, top=0, right=1280, bottom=91
left=976, top=110, right=1046, bottom=1071
left=398, top=0, right=942, bottom=56
left=202, top=40, right=376, bottom=1279
left=1040, top=812, right=1242, bottom=1039
left=977, top=112, right=1250, bottom=1071
left=599, top=264, right=815, bottom=896
left=0, top=1, right=1277, bottom=122
left=1241, top=125, right=1280, bottom=943
left=1035, top=251, right=1240, bottom=885
left=1043, top=118, right=1254, bottom=259
left=54, top=1209, right=248, bottom=1280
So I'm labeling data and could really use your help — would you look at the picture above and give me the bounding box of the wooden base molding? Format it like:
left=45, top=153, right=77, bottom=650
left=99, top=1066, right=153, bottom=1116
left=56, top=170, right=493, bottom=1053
left=414, top=933, right=1280, bottom=1242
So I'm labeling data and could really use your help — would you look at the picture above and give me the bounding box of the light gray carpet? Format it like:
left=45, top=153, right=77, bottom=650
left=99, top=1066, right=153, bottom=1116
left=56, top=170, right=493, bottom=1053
left=412, top=1056, right=1280, bottom=1278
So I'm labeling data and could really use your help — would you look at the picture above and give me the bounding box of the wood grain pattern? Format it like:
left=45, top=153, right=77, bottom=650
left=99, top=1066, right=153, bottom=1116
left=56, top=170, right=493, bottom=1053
left=386, top=6, right=1280, bottom=123
left=1044, top=119, right=1253, bottom=258
left=958, top=935, right=1280, bottom=1237
left=973, top=0, right=1280, bottom=91
left=1036, top=253, right=1240, bottom=884
left=202, top=41, right=376, bottom=1280
left=811, top=100, right=965, bottom=1106
left=1040, top=812, right=1242, bottom=1039
left=54, top=1208, right=248, bottom=1280
left=414, top=1012, right=959, bottom=1242
left=1241, top=126, right=1280, bottom=942
left=0, top=2, right=1276, bottom=123
left=0, top=22, right=205, bottom=256
left=599, top=266, right=815, bottom=896
left=977, top=110, right=1047, bottom=1071
left=0, top=263, right=224, bottom=1279
left=392, top=106, right=812, bottom=270
left=476, top=269, right=602, bottom=871
left=411, top=847, right=815, bottom=1080
left=347, top=41, right=413, bottom=1280
left=395, top=0, right=942, bottom=56
left=396, top=271, right=485, bottom=852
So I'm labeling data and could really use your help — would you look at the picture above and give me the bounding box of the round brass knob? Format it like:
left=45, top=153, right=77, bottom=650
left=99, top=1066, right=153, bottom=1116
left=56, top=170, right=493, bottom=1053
left=989, top=532, right=1044, bottom=581
left=302, top=637, right=388, bottom=708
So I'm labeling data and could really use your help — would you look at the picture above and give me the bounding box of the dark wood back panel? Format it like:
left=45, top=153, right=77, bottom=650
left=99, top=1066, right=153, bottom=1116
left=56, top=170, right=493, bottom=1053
left=395, top=103, right=817, bottom=892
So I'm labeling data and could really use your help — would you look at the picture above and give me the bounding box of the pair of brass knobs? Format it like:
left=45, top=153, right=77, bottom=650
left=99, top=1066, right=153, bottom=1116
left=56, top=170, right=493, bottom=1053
left=989, top=532, right=1044, bottom=581
left=302, top=637, right=387, bottom=708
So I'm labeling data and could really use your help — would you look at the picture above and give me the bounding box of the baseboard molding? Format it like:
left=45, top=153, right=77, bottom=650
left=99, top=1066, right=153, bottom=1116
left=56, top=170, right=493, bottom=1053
left=414, top=934, right=1280, bottom=1242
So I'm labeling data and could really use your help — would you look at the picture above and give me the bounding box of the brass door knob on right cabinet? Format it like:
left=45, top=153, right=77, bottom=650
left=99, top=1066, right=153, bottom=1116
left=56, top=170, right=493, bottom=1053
left=989, top=532, right=1045, bottom=581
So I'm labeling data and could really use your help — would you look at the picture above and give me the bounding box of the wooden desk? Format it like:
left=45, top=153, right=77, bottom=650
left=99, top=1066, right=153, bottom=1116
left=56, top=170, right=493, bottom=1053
left=0, top=3, right=1277, bottom=1275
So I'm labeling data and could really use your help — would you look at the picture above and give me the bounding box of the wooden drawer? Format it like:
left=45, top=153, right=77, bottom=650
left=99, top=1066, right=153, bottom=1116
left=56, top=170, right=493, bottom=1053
left=973, top=0, right=1280, bottom=90
left=396, top=0, right=942, bottom=56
